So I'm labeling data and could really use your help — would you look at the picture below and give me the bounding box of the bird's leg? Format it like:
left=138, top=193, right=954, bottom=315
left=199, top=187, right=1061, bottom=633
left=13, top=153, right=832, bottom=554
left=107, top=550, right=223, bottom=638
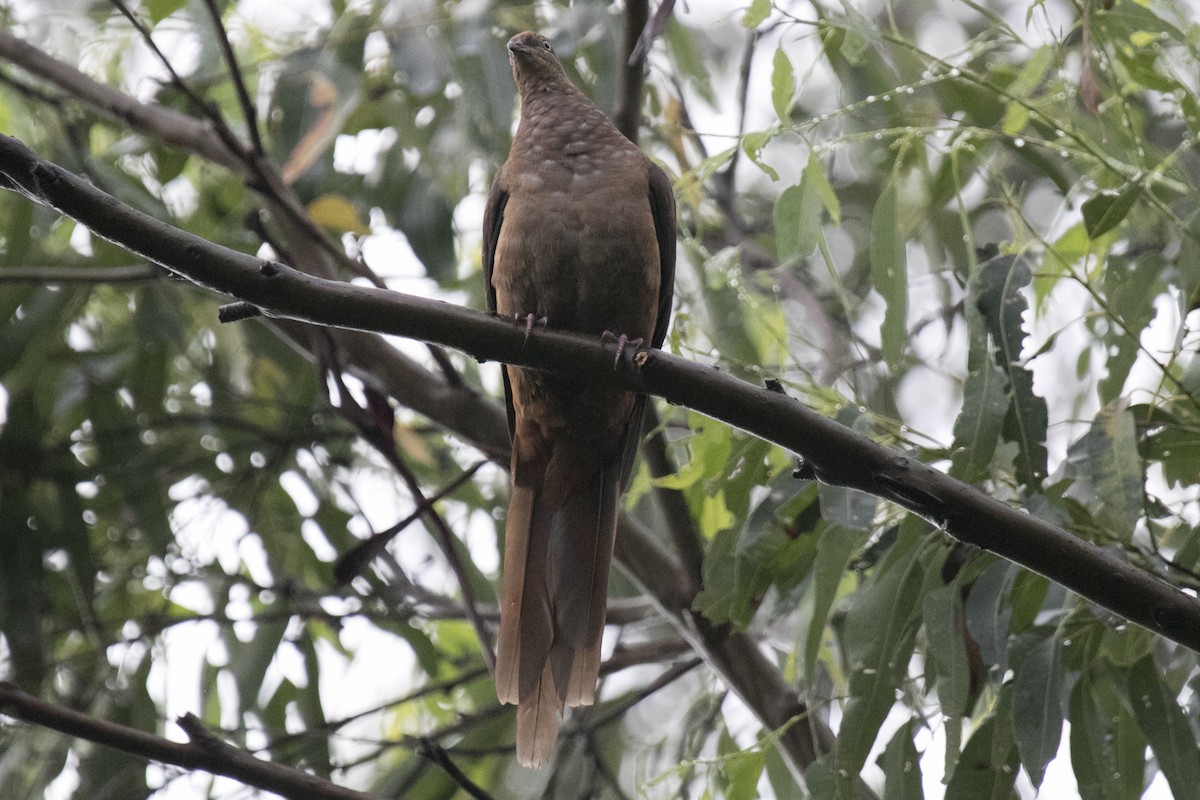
left=515, top=312, right=549, bottom=343
left=601, top=331, right=644, bottom=369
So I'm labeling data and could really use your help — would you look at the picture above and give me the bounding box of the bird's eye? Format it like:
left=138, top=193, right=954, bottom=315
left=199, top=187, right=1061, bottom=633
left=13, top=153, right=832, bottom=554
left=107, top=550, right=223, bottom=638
left=541, top=39, right=553, bottom=51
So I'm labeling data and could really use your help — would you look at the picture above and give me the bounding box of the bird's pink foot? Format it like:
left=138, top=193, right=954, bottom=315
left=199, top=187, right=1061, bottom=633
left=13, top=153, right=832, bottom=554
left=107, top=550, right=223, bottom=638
left=602, top=331, right=644, bottom=369
left=515, top=313, right=548, bottom=343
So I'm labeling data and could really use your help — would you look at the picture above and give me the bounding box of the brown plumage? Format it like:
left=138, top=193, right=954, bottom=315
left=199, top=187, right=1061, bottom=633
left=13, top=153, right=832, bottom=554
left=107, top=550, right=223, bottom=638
left=482, top=31, right=676, bottom=768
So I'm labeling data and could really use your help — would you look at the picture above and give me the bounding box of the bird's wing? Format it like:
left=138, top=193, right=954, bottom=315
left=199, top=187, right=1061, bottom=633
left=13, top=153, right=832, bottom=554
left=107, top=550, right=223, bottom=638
left=483, top=169, right=517, bottom=439
left=647, top=161, right=677, bottom=351
left=615, top=161, right=677, bottom=488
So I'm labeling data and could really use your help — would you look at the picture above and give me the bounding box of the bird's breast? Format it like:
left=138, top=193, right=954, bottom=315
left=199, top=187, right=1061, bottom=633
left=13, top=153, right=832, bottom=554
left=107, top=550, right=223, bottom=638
left=493, top=157, right=660, bottom=344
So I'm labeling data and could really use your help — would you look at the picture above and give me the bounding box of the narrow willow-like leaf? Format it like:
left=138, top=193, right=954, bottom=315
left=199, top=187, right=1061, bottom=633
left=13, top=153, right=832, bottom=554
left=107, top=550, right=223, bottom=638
left=1069, top=675, right=1143, bottom=800
left=944, top=715, right=1019, bottom=800
left=806, top=152, right=840, bottom=224
left=771, top=46, right=795, bottom=122
left=1061, top=400, right=1143, bottom=542
left=871, top=181, right=907, bottom=369
left=802, top=524, right=862, bottom=682
left=1011, top=636, right=1065, bottom=788
left=227, top=617, right=289, bottom=714
left=773, top=179, right=821, bottom=263
left=1099, top=253, right=1162, bottom=403
left=743, top=0, right=771, bottom=28
left=1128, top=656, right=1200, bottom=798
left=923, top=585, right=971, bottom=718
left=949, top=362, right=1008, bottom=483
left=878, top=719, right=925, bottom=800
left=836, top=523, right=925, bottom=777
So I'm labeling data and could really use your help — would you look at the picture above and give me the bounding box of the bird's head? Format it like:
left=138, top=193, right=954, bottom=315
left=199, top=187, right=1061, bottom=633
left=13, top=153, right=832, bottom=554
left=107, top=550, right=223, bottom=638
left=507, top=31, right=571, bottom=95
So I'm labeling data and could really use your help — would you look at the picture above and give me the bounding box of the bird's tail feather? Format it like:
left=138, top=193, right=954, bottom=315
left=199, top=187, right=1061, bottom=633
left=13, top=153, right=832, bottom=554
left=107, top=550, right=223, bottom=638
left=496, top=433, right=622, bottom=767
left=514, top=661, right=560, bottom=768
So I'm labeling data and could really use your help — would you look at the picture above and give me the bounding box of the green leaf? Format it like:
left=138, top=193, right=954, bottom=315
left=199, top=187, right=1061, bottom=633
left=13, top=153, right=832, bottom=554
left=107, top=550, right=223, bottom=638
left=835, top=0, right=880, bottom=66
left=949, top=363, right=1009, bottom=483
left=773, top=154, right=840, bottom=264
left=771, top=47, right=794, bottom=121
left=871, top=181, right=907, bottom=369
left=1142, top=418, right=1200, bottom=489
left=693, top=529, right=742, bottom=626
left=1082, top=183, right=1143, bottom=239
left=1069, top=675, right=1144, bottom=800
left=1011, top=636, right=1064, bottom=787
left=973, top=251, right=1048, bottom=486
left=743, top=0, right=772, bottom=28
left=773, top=181, right=820, bottom=264
left=1008, top=46, right=1055, bottom=97
left=802, top=759, right=840, bottom=799
left=944, top=713, right=1019, bottom=800
left=1128, top=656, right=1200, bottom=798
left=878, top=719, right=925, bottom=800
left=308, top=193, right=370, bottom=235
left=722, top=748, right=765, bottom=800
left=653, top=421, right=732, bottom=491
left=147, top=0, right=187, bottom=23
left=742, top=129, right=780, bottom=180
left=963, top=560, right=1017, bottom=667
left=1001, top=103, right=1029, bottom=136
left=806, top=152, right=841, bottom=224
left=227, top=617, right=290, bottom=713
left=836, top=523, right=925, bottom=776
left=1099, top=253, right=1163, bottom=403
left=923, top=585, right=971, bottom=718
left=1100, top=624, right=1154, bottom=668
left=1061, top=400, right=1143, bottom=542
left=803, top=525, right=862, bottom=682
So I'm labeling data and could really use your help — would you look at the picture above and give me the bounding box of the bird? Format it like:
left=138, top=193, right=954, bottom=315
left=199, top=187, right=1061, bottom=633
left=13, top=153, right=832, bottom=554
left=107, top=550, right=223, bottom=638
left=482, top=30, right=676, bottom=768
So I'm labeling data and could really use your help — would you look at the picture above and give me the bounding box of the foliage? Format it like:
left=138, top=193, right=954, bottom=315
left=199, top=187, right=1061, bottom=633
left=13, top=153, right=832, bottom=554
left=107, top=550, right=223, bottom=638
left=1, top=0, right=1199, bottom=798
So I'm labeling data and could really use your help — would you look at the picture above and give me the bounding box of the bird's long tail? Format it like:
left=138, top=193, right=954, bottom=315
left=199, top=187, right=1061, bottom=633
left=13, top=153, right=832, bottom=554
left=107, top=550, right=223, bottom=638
left=495, top=436, right=621, bottom=768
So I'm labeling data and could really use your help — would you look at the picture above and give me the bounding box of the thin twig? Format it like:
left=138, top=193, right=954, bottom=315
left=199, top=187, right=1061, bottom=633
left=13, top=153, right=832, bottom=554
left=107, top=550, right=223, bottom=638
left=0, top=684, right=378, bottom=800
left=415, top=738, right=494, bottom=800
left=569, top=657, right=702, bottom=735
left=641, top=405, right=705, bottom=593
left=108, top=0, right=247, bottom=158
left=198, top=0, right=264, bottom=155
left=325, top=364, right=498, bottom=672
left=333, top=460, right=488, bottom=585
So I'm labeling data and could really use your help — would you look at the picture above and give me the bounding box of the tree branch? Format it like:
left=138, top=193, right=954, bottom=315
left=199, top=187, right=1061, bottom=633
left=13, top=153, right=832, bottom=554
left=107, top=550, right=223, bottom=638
left=613, top=0, right=651, bottom=141
left=0, top=31, right=243, bottom=171
left=0, top=27, right=839, bottom=782
left=2, top=131, right=1195, bottom=659
left=0, top=683, right=378, bottom=800
left=0, top=264, right=164, bottom=282
left=198, top=0, right=265, bottom=155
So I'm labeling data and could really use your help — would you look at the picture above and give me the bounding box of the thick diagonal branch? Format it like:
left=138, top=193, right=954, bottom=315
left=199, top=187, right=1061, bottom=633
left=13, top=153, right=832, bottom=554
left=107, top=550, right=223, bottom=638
left=2, top=133, right=1197, bottom=657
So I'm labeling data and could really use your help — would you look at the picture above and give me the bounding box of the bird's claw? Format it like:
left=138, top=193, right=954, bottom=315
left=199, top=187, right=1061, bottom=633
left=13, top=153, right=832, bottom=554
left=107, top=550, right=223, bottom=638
left=516, top=313, right=548, bottom=343
left=602, top=331, right=644, bottom=369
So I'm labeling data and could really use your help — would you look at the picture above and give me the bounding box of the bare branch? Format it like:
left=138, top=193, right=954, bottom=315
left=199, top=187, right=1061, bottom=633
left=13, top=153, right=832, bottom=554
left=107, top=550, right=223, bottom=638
left=613, top=0, right=651, bottom=142
left=0, top=683, right=379, bottom=800
left=3, top=131, right=1195, bottom=664
left=0, top=264, right=163, bottom=283
left=198, top=0, right=265, bottom=155
left=414, top=739, right=494, bottom=800
left=0, top=31, right=242, bottom=171
left=333, top=460, right=489, bottom=586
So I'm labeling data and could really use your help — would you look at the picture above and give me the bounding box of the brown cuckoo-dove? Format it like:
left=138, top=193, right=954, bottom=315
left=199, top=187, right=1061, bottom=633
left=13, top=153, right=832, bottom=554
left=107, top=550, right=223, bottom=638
left=482, top=31, right=676, bottom=768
